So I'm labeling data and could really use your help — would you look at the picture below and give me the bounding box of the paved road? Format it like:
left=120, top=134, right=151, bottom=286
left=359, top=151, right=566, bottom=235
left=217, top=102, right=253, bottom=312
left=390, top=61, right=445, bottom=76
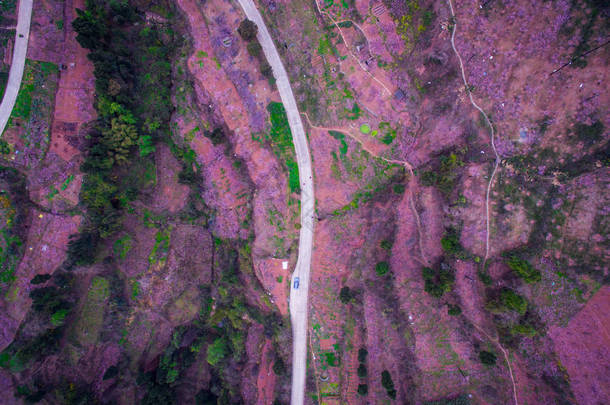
left=0, top=0, right=33, bottom=136
left=235, top=1, right=315, bottom=404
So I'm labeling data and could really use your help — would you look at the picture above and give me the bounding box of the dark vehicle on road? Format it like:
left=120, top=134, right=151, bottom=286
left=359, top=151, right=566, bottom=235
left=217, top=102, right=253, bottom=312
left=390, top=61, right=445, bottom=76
left=293, top=277, right=300, bottom=289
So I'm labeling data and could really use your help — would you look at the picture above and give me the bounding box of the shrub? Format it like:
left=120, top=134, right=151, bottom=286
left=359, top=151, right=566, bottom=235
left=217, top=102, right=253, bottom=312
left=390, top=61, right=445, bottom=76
left=272, top=357, right=286, bottom=375
left=375, top=261, right=390, bottom=276
left=447, top=304, right=462, bottom=316
left=511, top=324, right=537, bottom=337
left=238, top=19, right=258, bottom=41
left=357, top=384, right=368, bottom=396
left=573, top=120, right=604, bottom=145
left=260, top=62, right=273, bottom=79
left=206, top=338, right=228, bottom=366
left=204, top=127, right=226, bottom=145
left=30, top=274, right=52, bottom=285
left=506, top=256, right=541, bottom=283
left=103, top=365, right=119, bottom=380
left=247, top=41, right=262, bottom=58
left=357, top=348, right=368, bottom=363
left=500, top=289, right=527, bottom=315
left=477, top=271, right=492, bottom=285
left=479, top=350, right=497, bottom=365
left=441, top=229, right=463, bottom=255
left=339, top=286, right=352, bottom=304
left=324, top=352, right=338, bottom=367
left=392, top=183, right=405, bottom=194
left=357, top=364, right=367, bottom=378
left=381, top=370, right=396, bottom=398
left=419, top=151, right=464, bottom=196
left=422, top=265, right=454, bottom=298
left=380, top=240, right=393, bottom=250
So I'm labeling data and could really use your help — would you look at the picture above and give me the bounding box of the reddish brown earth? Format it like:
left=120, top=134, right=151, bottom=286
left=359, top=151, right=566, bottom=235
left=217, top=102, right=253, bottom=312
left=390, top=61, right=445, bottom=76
left=0, top=0, right=607, bottom=403
left=550, top=286, right=610, bottom=405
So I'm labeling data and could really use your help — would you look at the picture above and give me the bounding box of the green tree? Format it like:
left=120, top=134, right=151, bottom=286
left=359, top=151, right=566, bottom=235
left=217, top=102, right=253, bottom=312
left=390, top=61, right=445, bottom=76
left=381, top=370, right=396, bottom=398
left=479, top=350, right=497, bottom=366
left=247, top=41, right=262, bottom=58
left=380, top=240, right=392, bottom=250
left=447, top=304, right=462, bottom=316
left=506, top=256, right=541, bottom=283
left=422, top=265, right=454, bottom=298
left=511, top=324, right=537, bottom=337
left=103, top=117, right=138, bottom=165
left=339, top=286, right=352, bottom=304
left=375, top=261, right=390, bottom=276
left=138, top=135, right=155, bottom=157
left=358, top=348, right=368, bottom=363
left=272, top=357, right=286, bottom=375
left=500, top=289, right=527, bottom=315
left=206, top=338, right=228, bottom=366
left=238, top=19, right=258, bottom=41
left=357, top=384, right=368, bottom=396
left=357, top=363, right=367, bottom=378
left=441, top=229, right=462, bottom=255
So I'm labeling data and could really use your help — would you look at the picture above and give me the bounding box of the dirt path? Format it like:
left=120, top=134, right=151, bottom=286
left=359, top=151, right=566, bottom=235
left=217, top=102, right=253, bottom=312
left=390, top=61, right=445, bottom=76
left=446, top=1, right=516, bottom=404
left=446, top=0, right=501, bottom=267
left=0, top=0, right=33, bottom=136
left=313, top=0, right=392, bottom=96
left=301, top=112, right=428, bottom=266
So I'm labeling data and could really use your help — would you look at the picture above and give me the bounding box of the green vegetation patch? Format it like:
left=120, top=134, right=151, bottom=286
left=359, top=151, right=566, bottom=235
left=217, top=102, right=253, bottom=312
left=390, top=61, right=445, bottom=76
left=113, top=234, right=132, bottom=260
left=359, top=124, right=371, bottom=134
left=378, top=121, right=397, bottom=145
left=506, top=256, right=541, bottom=283
left=375, top=261, right=390, bottom=276
left=73, top=276, right=110, bottom=346
left=479, top=350, right=497, bottom=366
left=422, top=264, right=454, bottom=298
left=149, top=228, right=171, bottom=265
left=500, top=289, right=527, bottom=314
left=381, top=370, right=397, bottom=399
left=420, top=150, right=465, bottom=196
left=265, top=102, right=300, bottom=193
left=5, top=60, right=59, bottom=137
left=329, top=130, right=348, bottom=155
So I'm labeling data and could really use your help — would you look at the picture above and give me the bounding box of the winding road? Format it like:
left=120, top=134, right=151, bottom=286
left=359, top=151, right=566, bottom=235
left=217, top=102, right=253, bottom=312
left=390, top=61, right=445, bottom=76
left=0, top=0, right=33, bottom=136
left=235, top=1, right=315, bottom=404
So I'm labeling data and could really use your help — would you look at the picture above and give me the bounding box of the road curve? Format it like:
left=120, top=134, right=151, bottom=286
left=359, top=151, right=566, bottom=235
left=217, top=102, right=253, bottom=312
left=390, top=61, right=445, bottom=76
left=0, top=0, right=33, bottom=136
left=235, top=1, right=315, bottom=404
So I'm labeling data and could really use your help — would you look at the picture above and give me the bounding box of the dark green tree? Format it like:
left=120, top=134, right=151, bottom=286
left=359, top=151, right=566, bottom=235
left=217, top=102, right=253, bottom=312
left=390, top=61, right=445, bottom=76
left=238, top=19, right=258, bottom=41
left=479, top=350, right=497, bottom=366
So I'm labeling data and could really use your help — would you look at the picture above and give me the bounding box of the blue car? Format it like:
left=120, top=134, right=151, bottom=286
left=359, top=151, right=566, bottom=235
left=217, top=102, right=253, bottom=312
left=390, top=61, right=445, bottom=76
left=293, top=277, right=300, bottom=289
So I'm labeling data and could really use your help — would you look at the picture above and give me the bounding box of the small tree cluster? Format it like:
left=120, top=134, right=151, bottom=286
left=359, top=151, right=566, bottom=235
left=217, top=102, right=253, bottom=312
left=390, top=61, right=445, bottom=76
left=506, top=256, right=541, bottom=283
left=500, top=289, right=527, bottom=315
left=381, top=370, right=397, bottom=399
left=422, top=264, right=455, bottom=298
left=237, top=19, right=273, bottom=81
left=356, top=347, right=368, bottom=396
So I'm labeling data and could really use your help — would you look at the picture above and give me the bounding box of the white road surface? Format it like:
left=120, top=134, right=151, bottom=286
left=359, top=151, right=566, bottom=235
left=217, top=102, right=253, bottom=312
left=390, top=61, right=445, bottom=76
left=235, top=1, right=315, bottom=404
left=0, top=0, right=33, bottom=136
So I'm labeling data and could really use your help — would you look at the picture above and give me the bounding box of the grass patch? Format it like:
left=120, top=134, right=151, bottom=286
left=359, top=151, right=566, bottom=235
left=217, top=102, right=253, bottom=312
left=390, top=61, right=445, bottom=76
left=266, top=102, right=300, bottom=193
left=73, top=276, right=110, bottom=346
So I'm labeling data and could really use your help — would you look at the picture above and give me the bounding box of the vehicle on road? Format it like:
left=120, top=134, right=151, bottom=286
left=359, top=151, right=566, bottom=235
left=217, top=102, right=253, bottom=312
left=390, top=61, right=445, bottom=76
left=293, top=277, right=300, bottom=289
